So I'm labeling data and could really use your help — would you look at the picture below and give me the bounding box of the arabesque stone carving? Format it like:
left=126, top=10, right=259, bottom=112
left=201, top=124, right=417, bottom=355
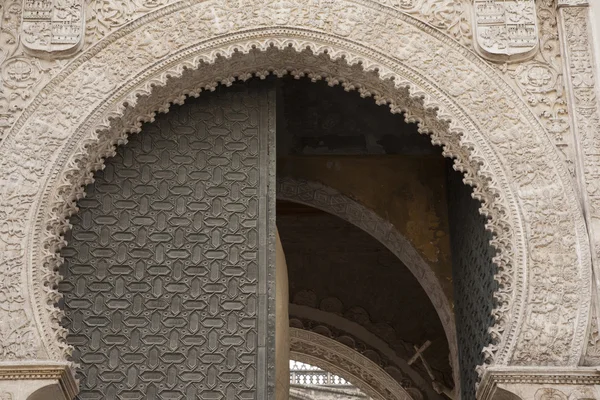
left=557, top=5, right=600, bottom=356
left=0, top=0, right=593, bottom=397
left=0, top=0, right=469, bottom=140
left=0, top=0, right=576, bottom=179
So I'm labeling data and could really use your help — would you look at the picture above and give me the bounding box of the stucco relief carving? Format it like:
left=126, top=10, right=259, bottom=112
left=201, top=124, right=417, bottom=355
left=473, top=0, right=539, bottom=62
left=535, top=388, right=568, bottom=400
left=557, top=0, right=588, bottom=6
left=20, top=0, right=85, bottom=55
left=0, top=0, right=590, bottom=385
left=0, top=0, right=571, bottom=176
left=0, top=250, right=37, bottom=360
left=85, top=0, right=173, bottom=44
left=379, top=0, right=472, bottom=45
left=583, top=310, right=600, bottom=365
left=0, top=1, right=65, bottom=138
left=557, top=4, right=600, bottom=363
left=494, top=0, right=575, bottom=172
left=0, top=0, right=472, bottom=140
left=478, top=367, right=600, bottom=400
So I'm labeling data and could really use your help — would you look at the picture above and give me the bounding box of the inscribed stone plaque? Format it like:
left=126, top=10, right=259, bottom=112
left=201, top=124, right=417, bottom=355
left=60, top=83, right=275, bottom=399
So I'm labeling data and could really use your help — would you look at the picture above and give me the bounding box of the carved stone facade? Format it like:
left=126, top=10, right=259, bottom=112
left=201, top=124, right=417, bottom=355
left=0, top=0, right=598, bottom=398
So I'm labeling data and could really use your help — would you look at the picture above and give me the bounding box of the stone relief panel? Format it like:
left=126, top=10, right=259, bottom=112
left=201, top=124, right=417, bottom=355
left=0, top=0, right=575, bottom=183
left=21, top=0, right=85, bottom=55
left=0, top=0, right=574, bottom=176
left=506, top=383, right=598, bottom=400
left=500, top=0, right=575, bottom=172
left=84, top=0, right=173, bottom=45
left=535, top=388, right=568, bottom=400
left=0, top=0, right=470, bottom=140
left=59, top=85, right=275, bottom=398
left=0, top=1, right=66, bottom=136
left=0, top=251, right=37, bottom=360
left=0, top=0, right=590, bottom=384
left=583, top=309, right=600, bottom=365
left=473, top=0, right=538, bottom=62
left=558, top=7, right=600, bottom=344
left=375, top=0, right=472, bottom=46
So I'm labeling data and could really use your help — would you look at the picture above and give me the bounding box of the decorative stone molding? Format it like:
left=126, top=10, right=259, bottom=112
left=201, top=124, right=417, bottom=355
left=500, top=0, right=575, bottom=173
left=0, top=0, right=577, bottom=181
left=557, top=0, right=589, bottom=7
left=477, top=366, right=600, bottom=400
left=290, top=327, right=415, bottom=400
left=276, top=177, right=458, bottom=383
left=584, top=307, right=600, bottom=365
left=0, top=0, right=590, bottom=385
left=0, top=0, right=473, bottom=141
left=0, top=361, right=77, bottom=400
left=556, top=0, right=600, bottom=365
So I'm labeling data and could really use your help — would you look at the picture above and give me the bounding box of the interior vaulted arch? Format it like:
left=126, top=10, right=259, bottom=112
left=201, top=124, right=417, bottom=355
left=276, top=177, right=458, bottom=387
left=289, top=328, right=413, bottom=400
left=0, top=1, right=590, bottom=395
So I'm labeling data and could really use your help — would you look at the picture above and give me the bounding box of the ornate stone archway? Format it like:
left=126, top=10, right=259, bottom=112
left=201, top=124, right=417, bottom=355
left=0, top=0, right=592, bottom=397
left=290, top=328, right=414, bottom=400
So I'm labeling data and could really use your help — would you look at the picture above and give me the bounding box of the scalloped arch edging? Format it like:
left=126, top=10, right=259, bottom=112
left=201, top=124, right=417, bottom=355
left=0, top=0, right=590, bottom=379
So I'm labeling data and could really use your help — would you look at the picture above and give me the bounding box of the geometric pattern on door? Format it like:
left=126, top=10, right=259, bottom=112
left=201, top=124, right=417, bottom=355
left=59, top=83, right=275, bottom=399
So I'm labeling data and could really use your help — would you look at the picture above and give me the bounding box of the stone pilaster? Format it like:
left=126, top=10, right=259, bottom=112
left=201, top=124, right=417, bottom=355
left=557, top=0, right=600, bottom=342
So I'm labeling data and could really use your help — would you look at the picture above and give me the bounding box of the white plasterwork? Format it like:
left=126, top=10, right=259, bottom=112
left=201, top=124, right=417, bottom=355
left=0, top=0, right=592, bottom=388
